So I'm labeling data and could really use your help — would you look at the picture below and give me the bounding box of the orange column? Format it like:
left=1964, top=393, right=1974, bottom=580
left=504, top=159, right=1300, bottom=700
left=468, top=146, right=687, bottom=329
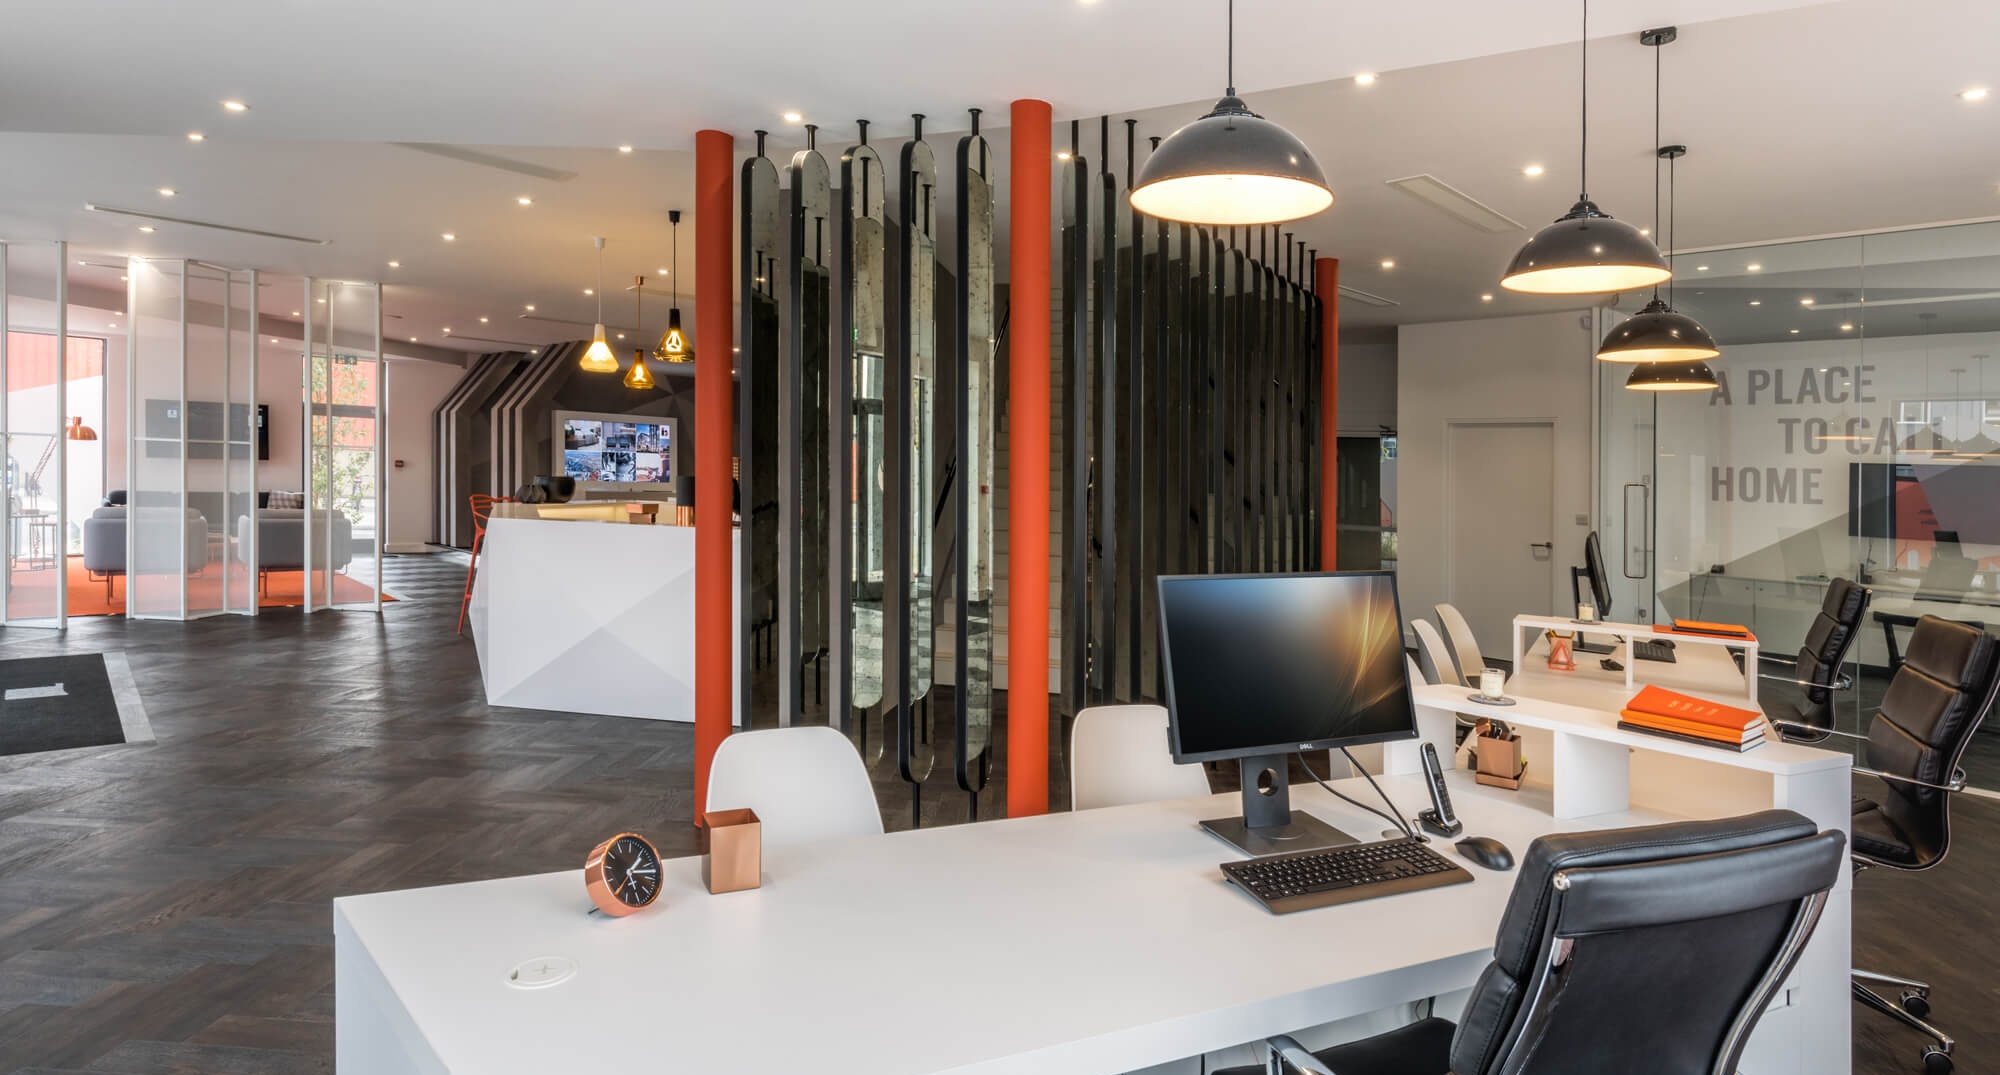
left=1008, top=99, right=1053, bottom=818
left=1317, top=257, right=1340, bottom=570
left=694, top=129, right=735, bottom=819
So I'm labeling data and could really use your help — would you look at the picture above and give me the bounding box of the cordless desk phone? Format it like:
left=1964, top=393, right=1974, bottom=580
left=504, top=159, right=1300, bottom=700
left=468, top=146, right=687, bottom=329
left=1418, top=742, right=1463, bottom=838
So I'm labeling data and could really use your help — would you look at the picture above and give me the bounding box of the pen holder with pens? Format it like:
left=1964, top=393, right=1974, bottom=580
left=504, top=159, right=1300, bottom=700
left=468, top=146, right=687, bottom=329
left=1472, top=718, right=1528, bottom=790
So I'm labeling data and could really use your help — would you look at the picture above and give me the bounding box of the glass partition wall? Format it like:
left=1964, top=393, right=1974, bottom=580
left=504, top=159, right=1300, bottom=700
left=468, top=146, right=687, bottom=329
left=303, top=279, right=383, bottom=613
left=1, top=240, right=70, bottom=628
left=127, top=258, right=260, bottom=620
left=1602, top=219, right=2000, bottom=787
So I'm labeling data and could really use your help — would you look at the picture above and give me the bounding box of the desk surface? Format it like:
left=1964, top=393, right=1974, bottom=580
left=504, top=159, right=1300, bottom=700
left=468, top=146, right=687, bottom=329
left=336, top=773, right=1665, bottom=1075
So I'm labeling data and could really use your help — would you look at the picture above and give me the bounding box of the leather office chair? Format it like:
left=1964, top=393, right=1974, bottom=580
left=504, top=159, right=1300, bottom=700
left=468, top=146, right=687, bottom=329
left=1765, top=577, right=1871, bottom=743
left=1217, top=811, right=1846, bottom=1075
left=1776, top=614, right=2000, bottom=1074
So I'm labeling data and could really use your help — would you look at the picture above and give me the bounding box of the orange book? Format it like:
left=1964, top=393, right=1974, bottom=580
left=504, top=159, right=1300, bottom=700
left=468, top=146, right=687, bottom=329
left=1659, top=618, right=1754, bottom=640
left=1623, top=684, right=1763, bottom=731
left=1620, top=709, right=1764, bottom=743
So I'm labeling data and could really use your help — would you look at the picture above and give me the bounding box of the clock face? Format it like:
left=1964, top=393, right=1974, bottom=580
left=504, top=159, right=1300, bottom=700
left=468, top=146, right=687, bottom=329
left=585, top=832, right=662, bottom=916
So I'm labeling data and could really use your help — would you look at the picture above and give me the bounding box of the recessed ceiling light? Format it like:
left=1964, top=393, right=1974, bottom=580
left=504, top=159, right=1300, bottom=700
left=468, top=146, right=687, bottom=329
left=525, top=304, right=536, bottom=311
left=517, top=196, right=532, bottom=206
left=441, top=233, right=456, bottom=241
left=318, top=297, right=327, bottom=304
left=157, top=187, right=176, bottom=197
left=479, top=316, right=489, bottom=323
left=1639, top=228, right=1650, bottom=237
left=119, top=275, right=128, bottom=282
left=138, top=225, right=155, bottom=233
left=443, top=327, right=452, bottom=334
left=531, top=349, right=540, bottom=355
left=1961, top=87, right=1990, bottom=102
left=387, top=260, right=400, bottom=268
left=1841, top=323, right=1854, bottom=331
left=221, top=99, right=249, bottom=112
left=1800, top=297, right=1815, bottom=306
left=1057, top=151, right=1072, bottom=161
left=1379, top=259, right=1395, bottom=270
left=783, top=111, right=804, bottom=123
left=1748, top=300, right=1761, bottom=306
left=1481, top=293, right=1494, bottom=302
left=187, top=131, right=204, bottom=142
left=732, top=346, right=741, bottom=353
left=409, top=336, right=418, bottom=342
left=616, top=332, right=625, bottom=340
left=270, top=337, right=280, bottom=344
left=1521, top=164, right=1544, bottom=177
left=1695, top=264, right=1709, bottom=271
left=1354, top=72, right=1378, bottom=86
left=658, top=267, right=670, bottom=276
left=291, top=310, right=300, bottom=316
left=1747, top=263, right=1762, bottom=271
left=1790, top=328, right=1800, bottom=334
left=583, top=288, right=594, bottom=296
left=617, top=145, right=633, bottom=154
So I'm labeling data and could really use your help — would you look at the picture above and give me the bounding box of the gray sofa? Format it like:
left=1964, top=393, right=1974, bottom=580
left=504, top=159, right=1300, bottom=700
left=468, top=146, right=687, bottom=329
left=81, top=507, right=211, bottom=597
left=234, top=508, right=354, bottom=577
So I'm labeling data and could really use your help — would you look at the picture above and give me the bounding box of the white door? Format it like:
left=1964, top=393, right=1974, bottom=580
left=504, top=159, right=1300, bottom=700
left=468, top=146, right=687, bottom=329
left=1446, top=421, right=1555, bottom=660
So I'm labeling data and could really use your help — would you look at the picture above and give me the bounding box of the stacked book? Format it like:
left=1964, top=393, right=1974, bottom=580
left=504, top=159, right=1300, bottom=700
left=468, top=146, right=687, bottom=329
left=1618, top=684, right=1767, bottom=752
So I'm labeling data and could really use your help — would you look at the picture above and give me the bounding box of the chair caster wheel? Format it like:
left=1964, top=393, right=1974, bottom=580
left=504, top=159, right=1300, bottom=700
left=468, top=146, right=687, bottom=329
left=1900, top=991, right=1931, bottom=1019
left=1922, top=1047, right=1953, bottom=1074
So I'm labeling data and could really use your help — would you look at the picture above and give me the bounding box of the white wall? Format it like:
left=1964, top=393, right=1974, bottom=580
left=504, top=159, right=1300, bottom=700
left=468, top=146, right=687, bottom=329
left=1396, top=309, right=1597, bottom=633
left=384, top=357, right=466, bottom=551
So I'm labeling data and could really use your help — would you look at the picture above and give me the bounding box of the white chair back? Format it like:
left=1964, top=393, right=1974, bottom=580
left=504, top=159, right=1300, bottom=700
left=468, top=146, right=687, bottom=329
left=1434, top=603, right=1487, bottom=686
left=1412, top=619, right=1465, bottom=687
left=1070, top=704, right=1212, bottom=811
left=1406, top=654, right=1428, bottom=686
left=705, top=726, right=885, bottom=849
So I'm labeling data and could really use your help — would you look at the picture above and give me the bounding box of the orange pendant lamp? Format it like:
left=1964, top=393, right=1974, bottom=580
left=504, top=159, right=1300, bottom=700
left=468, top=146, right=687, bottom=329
left=625, top=275, right=657, bottom=389
left=653, top=209, right=694, bottom=364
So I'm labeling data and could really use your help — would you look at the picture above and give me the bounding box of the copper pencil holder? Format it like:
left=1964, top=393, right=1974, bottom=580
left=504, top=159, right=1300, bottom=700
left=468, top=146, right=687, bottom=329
left=702, top=808, right=762, bottom=894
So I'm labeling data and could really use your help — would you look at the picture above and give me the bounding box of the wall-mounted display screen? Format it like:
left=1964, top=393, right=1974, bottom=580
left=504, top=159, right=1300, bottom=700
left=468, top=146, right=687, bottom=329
left=143, top=400, right=270, bottom=460
left=554, top=410, right=677, bottom=490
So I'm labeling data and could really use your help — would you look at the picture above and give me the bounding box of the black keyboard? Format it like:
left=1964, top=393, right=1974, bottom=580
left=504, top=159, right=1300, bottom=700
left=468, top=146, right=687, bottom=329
left=1221, top=837, right=1474, bottom=914
left=1634, top=639, right=1679, bottom=663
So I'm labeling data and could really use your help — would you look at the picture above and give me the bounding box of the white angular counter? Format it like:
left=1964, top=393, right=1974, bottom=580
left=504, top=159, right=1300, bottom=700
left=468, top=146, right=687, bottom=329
left=466, top=514, right=739, bottom=724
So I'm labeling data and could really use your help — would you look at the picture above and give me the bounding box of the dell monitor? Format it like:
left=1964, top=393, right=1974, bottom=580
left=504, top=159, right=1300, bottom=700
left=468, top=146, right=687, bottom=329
left=1572, top=531, right=1617, bottom=654
left=1157, top=571, right=1419, bottom=856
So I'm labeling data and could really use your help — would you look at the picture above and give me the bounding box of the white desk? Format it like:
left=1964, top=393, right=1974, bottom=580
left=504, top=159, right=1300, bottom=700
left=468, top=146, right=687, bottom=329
left=339, top=712, right=1851, bottom=1075
left=467, top=517, right=740, bottom=724
left=1509, top=613, right=1760, bottom=703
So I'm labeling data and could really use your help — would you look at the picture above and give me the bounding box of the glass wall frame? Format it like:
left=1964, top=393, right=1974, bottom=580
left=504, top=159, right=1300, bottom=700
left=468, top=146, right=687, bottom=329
left=0, top=239, right=71, bottom=629
left=303, top=278, right=384, bottom=614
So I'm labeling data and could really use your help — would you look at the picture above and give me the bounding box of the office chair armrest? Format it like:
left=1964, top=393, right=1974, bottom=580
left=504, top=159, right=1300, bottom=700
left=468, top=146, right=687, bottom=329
left=1768, top=719, right=1868, bottom=742
left=1755, top=671, right=1855, bottom=691
left=1265, top=1034, right=1338, bottom=1075
left=1853, top=765, right=1968, bottom=793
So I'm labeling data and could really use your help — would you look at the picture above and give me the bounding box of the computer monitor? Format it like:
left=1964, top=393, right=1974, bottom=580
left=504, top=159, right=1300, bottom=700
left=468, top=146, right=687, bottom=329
left=1571, top=531, right=1618, bottom=654
left=1158, top=571, right=1419, bottom=855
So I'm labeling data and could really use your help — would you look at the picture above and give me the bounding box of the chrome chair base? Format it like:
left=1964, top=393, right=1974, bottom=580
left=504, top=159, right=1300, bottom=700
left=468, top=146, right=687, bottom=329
left=1853, top=969, right=1955, bottom=1073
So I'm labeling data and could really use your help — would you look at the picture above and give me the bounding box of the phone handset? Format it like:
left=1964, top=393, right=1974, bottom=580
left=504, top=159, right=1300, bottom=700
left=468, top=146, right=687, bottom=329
left=1418, top=742, right=1464, bottom=838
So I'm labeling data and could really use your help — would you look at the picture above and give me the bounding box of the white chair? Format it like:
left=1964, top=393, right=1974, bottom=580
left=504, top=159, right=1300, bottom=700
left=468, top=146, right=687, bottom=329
left=1406, top=654, right=1428, bottom=686
left=1069, top=704, right=1212, bottom=811
left=1433, top=603, right=1487, bottom=686
left=1411, top=619, right=1465, bottom=687
left=705, top=726, right=885, bottom=849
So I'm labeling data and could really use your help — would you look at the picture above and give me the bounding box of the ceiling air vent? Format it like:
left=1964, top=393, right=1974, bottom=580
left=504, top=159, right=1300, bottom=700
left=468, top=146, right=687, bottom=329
left=1337, top=285, right=1398, bottom=308
left=1384, top=174, right=1523, bottom=234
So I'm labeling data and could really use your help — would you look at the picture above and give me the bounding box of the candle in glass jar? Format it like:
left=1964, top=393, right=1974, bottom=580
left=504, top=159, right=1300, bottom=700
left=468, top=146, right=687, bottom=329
left=1480, top=668, right=1505, bottom=699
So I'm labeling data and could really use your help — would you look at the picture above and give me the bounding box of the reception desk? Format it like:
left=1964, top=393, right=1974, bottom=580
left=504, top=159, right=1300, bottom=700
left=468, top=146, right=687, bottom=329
left=465, top=514, right=739, bottom=724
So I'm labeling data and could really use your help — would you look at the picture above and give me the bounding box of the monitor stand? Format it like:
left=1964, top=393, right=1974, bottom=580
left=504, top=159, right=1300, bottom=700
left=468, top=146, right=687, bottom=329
left=1198, top=754, right=1361, bottom=858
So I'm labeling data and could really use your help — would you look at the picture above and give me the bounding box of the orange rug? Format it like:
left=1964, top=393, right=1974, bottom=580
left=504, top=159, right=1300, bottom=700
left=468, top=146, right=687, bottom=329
left=7, top=555, right=392, bottom=618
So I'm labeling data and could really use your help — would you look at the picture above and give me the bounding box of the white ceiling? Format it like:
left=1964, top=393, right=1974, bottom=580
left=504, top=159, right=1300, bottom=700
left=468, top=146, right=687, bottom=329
left=2, top=0, right=1997, bottom=349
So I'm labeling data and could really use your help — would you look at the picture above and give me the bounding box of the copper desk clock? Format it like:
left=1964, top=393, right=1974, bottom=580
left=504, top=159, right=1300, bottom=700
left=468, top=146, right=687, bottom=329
left=584, top=832, right=663, bottom=916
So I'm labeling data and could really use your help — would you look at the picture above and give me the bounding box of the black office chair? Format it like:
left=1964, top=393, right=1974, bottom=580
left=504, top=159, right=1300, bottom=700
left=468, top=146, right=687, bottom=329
left=1780, top=614, right=2000, bottom=1074
left=1765, top=577, right=1871, bottom=743
left=1217, top=811, right=1846, bottom=1075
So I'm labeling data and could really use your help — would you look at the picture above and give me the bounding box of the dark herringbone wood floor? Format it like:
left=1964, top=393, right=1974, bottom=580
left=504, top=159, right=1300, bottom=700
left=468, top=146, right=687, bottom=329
left=0, top=553, right=1989, bottom=1073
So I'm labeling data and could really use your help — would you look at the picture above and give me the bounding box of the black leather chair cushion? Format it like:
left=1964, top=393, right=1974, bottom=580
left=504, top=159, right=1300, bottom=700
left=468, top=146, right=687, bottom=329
left=1450, top=810, right=1820, bottom=1075
left=1785, top=578, right=1869, bottom=732
left=1824, top=577, right=1868, bottom=631
left=1858, top=616, right=2000, bottom=869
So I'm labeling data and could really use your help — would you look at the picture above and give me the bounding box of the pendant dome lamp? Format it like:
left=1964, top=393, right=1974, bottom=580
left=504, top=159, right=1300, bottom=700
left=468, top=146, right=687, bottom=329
left=653, top=210, right=694, bottom=364
left=1601, top=30, right=1719, bottom=364
left=579, top=236, right=619, bottom=373
left=624, top=275, right=657, bottom=390
left=1127, top=0, right=1332, bottom=226
left=1626, top=358, right=1719, bottom=391
left=1502, top=3, right=1671, bottom=295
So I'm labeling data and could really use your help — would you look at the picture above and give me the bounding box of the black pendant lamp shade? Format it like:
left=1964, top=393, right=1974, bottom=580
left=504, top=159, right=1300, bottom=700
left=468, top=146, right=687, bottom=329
left=1625, top=359, right=1718, bottom=391
left=1598, top=295, right=1720, bottom=363
left=1502, top=201, right=1670, bottom=294
left=1501, top=3, right=1670, bottom=295
left=1127, top=0, right=1332, bottom=226
left=1129, top=95, right=1332, bottom=225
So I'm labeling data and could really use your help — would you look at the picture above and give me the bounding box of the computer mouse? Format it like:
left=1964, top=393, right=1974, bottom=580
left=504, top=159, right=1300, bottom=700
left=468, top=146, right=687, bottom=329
left=1600, top=657, right=1624, bottom=672
left=1455, top=836, right=1515, bottom=871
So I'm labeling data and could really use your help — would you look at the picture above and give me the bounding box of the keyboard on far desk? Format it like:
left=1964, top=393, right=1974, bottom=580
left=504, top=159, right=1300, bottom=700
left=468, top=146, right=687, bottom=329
left=1221, top=837, right=1474, bottom=915
left=1633, top=639, right=1678, bottom=663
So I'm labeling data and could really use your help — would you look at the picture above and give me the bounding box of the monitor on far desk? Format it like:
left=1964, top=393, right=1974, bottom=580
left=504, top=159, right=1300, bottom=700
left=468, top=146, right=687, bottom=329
left=1158, top=571, right=1419, bottom=856
left=1572, top=530, right=1619, bottom=654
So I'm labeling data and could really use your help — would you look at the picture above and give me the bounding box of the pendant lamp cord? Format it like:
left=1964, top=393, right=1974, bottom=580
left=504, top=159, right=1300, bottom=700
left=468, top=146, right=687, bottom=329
left=1667, top=151, right=1678, bottom=307
left=1225, top=0, right=1235, bottom=95
left=671, top=217, right=679, bottom=307
left=594, top=238, right=605, bottom=323
left=1651, top=33, right=1662, bottom=302
left=1579, top=0, right=1587, bottom=197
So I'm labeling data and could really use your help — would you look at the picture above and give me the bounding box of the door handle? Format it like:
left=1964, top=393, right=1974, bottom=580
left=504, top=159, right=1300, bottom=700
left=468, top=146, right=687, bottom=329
left=1529, top=542, right=1553, bottom=552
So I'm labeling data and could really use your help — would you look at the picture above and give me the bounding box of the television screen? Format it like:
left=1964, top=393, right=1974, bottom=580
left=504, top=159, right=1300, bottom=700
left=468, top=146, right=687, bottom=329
left=558, top=414, right=675, bottom=486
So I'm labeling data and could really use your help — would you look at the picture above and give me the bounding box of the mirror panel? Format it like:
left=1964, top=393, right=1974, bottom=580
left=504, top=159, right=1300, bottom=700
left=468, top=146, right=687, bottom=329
left=840, top=140, right=890, bottom=763
left=780, top=148, right=833, bottom=724
left=955, top=132, right=996, bottom=791
left=895, top=136, right=939, bottom=783
left=739, top=155, right=783, bottom=727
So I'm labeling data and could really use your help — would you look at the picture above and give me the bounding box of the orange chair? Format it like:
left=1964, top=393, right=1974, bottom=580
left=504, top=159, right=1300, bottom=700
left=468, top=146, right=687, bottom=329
left=457, top=494, right=513, bottom=635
